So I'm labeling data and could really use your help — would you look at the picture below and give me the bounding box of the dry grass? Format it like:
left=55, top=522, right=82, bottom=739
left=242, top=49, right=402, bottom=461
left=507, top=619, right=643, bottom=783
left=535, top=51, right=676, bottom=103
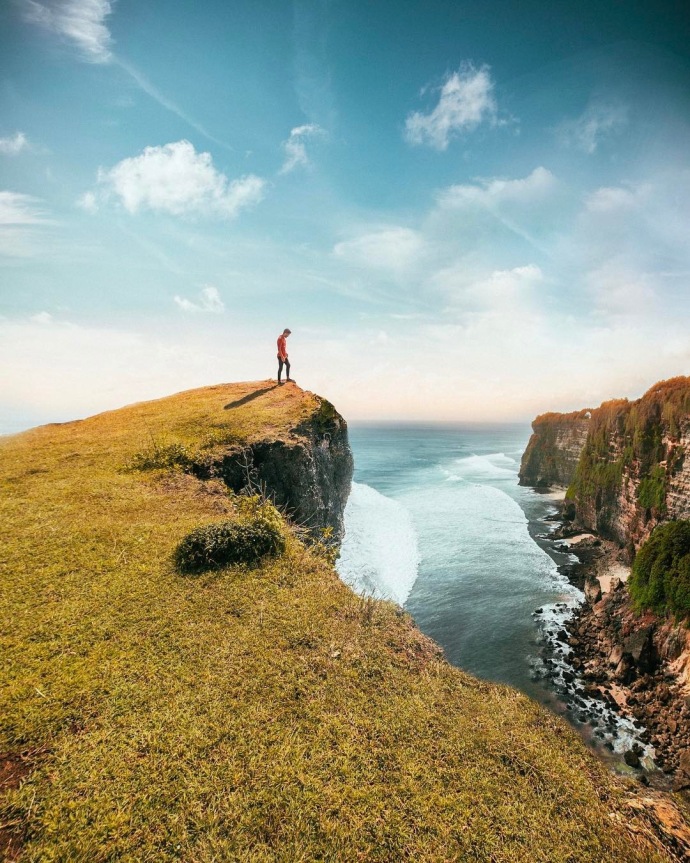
left=0, top=381, right=674, bottom=861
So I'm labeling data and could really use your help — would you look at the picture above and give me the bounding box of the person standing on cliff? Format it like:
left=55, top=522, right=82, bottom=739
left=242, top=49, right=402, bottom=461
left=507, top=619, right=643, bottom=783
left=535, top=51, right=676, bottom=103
left=277, top=328, right=292, bottom=384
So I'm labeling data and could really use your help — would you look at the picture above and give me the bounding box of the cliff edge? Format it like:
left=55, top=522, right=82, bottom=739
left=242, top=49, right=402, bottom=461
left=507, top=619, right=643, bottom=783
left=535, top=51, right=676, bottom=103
left=518, top=409, right=592, bottom=488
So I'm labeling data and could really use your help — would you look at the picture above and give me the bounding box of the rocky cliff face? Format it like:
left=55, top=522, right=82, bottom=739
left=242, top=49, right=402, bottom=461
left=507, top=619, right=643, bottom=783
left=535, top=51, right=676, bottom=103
left=521, top=378, right=690, bottom=553
left=194, top=396, right=353, bottom=540
left=570, top=380, right=690, bottom=551
left=518, top=411, right=591, bottom=488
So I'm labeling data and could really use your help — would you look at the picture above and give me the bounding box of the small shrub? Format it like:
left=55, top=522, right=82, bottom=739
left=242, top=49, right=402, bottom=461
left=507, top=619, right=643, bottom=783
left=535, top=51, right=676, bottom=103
left=175, top=500, right=285, bottom=574
left=629, top=520, right=690, bottom=616
left=127, top=440, right=193, bottom=472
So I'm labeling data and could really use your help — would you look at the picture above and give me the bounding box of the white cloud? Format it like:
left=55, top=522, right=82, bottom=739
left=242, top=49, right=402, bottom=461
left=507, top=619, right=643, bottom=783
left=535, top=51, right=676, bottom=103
left=76, top=190, right=98, bottom=213
left=405, top=63, right=498, bottom=150
left=280, top=124, right=325, bottom=174
left=433, top=263, right=543, bottom=311
left=557, top=101, right=628, bottom=154
left=0, top=132, right=29, bottom=156
left=22, top=0, right=114, bottom=63
left=437, top=167, right=557, bottom=210
left=584, top=186, right=638, bottom=212
left=174, top=285, right=225, bottom=314
left=91, top=140, right=266, bottom=218
left=333, top=227, right=425, bottom=277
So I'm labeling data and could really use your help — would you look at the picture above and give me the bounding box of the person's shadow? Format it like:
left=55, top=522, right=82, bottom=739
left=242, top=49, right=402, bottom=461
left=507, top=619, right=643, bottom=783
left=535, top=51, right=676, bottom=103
left=224, top=384, right=278, bottom=410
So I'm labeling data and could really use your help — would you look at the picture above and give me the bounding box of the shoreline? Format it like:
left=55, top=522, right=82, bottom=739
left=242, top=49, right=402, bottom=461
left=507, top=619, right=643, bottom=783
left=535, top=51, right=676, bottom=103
left=535, top=498, right=690, bottom=793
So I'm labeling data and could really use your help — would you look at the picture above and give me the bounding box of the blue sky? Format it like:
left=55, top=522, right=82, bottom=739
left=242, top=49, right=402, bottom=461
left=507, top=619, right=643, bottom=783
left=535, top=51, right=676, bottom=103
left=1, top=0, right=689, bottom=430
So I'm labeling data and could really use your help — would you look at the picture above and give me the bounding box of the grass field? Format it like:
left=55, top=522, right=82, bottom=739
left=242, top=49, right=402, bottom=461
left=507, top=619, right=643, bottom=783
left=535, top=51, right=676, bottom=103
left=0, top=381, right=677, bottom=861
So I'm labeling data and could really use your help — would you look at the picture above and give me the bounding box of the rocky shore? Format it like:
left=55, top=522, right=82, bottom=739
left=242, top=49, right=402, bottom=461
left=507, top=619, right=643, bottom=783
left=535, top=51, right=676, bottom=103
left=546, top=522, right=690, bottom=789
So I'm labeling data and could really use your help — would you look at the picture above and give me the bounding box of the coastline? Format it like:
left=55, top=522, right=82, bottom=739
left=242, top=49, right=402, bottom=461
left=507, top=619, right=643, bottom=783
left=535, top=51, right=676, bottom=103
left=534, top=495, right=690, bottom=791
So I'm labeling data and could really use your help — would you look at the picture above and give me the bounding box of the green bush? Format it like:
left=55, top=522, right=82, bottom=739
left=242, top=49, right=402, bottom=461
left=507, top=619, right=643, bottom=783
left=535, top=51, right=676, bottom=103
left=629, top=520, right=690, bottom=615
left=175, top=499, right=285, bottom=574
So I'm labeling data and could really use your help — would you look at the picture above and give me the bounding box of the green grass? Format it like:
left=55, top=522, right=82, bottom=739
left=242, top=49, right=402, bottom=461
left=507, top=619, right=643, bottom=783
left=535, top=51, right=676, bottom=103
left=0, top=381, right=672, bottom=861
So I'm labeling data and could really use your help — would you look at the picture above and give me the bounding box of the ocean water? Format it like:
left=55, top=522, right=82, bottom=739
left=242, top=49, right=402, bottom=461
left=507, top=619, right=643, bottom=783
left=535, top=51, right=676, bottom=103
left=337, top=423, right=576, bottom=701
left=336, top=423, right=652, bottom=761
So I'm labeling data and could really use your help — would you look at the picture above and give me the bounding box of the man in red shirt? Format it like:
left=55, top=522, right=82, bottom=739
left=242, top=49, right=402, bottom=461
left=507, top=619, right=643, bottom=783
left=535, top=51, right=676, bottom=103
left=277, top=328, right=292, bottom=384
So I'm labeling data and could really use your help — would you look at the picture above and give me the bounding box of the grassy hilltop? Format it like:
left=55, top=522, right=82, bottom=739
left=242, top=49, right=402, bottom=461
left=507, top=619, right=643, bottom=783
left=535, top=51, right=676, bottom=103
left=0, top=382, right=677, bottom=861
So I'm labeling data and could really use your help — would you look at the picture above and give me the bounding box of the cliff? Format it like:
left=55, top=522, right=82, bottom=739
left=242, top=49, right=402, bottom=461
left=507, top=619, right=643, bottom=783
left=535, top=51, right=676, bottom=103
left=520, top=378, right=690, bottom=551
left=193, top=388, right=353, bottom=539
left=518, top=410, right=592, bottom=488
left=570, top=378, right=690, bottom=550
left=0, top=381, right=679, bottom=862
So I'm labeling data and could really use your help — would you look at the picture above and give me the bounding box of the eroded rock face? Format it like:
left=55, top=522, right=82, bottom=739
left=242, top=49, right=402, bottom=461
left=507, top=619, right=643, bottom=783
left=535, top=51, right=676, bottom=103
left=193, top=398, right=354, bottom=540
left=518, top=413, right=591, bottom=488
left=580, top=419, right=690, bottom=552
left=666, top=424, right=690, bottom=523
left=521, top=379, right=690, bottom=555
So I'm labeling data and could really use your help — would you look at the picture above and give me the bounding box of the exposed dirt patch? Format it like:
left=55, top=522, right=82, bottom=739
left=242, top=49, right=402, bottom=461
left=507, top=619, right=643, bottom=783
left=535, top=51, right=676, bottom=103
left=0, top=750, right=37, bottom=862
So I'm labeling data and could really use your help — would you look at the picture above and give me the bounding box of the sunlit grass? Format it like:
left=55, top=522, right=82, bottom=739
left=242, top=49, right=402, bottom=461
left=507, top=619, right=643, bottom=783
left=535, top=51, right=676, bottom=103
left=0, top=381, right=669, bottom=861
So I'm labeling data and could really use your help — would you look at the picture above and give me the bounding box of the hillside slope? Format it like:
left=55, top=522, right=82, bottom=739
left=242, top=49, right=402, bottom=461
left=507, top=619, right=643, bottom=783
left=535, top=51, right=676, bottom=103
left=0, top=381, right=678, bottom=862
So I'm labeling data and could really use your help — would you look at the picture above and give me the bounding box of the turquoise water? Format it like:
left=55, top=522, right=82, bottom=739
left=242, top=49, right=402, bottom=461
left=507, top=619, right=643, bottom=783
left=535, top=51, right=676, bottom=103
left=336, top=423, right=580, bottom=703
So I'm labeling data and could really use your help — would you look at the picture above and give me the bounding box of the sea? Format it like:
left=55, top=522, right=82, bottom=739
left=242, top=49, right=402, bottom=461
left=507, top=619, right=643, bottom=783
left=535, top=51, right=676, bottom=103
left=336, top=423, right=648, bottom=764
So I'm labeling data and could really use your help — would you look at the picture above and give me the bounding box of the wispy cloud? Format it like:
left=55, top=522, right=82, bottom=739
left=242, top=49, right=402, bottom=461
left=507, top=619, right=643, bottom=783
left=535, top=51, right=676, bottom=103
left=21, top=0, right=114, bottom=63
left=0, top=132, right=30, bottom=156
left=20, top=1, right=232, bottom=149
left=333, top=227, right=425, bottom=278
left=405, top=63, right=498, bottom=151
left=113, top=58, right=232, bottom=151
left=174, top=285, right=225, bottom=314
left=280, top=123, right=325, bottom=174
left=0, top=191, right=52, bottom=257
left=292, top=0, right=336, bottom=129
left=556, top=101, right=628, bottom=154
left=0, top=191, right=49, bottom=225
left=88, top=140, right=266, bottom=218
left=435, top=167, right=558, bottom=256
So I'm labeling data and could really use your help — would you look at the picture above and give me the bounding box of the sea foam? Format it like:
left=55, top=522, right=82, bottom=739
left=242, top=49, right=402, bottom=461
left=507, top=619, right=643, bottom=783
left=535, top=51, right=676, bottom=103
left=336, top=481, right=420, bottom=606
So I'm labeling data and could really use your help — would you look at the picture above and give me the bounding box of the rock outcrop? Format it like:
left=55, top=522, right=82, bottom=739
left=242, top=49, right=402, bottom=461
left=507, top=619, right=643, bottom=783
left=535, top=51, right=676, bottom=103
left=568, top=571, right=690, bottom=780
left=193, top=396, right=353, bottom=540
left=518, top=410, right=591, bottom=488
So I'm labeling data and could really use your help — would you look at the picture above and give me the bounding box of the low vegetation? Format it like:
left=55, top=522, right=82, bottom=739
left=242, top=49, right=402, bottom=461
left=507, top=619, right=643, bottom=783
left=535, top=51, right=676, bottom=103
left=0, top=381, right=674, bottom=861
left=629, top=520, right=690, bottom=616
left=175, top=498, right=286, bottom=574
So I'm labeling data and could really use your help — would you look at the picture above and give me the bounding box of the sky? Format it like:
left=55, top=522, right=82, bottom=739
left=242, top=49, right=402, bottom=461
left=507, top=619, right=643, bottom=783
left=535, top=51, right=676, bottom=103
left=1, top=0, right=690, bottom=431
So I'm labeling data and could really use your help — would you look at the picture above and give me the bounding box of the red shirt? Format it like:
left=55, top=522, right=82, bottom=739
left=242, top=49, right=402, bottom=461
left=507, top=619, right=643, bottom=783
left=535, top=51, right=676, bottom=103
left=277, top=334, right=288, bottom=359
